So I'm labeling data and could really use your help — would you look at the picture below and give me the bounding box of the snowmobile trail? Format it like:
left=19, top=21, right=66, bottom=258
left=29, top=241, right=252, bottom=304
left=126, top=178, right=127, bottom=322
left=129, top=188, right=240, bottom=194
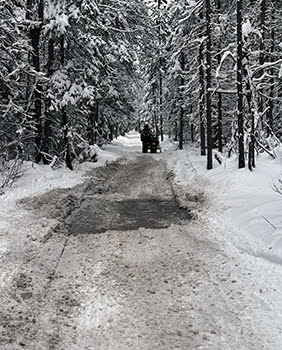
left=0, top=156, right=281, bottom=349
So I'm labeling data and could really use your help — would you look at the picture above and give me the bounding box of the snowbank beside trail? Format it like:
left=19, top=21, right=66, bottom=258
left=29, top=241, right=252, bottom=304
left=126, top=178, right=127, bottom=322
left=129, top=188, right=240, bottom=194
left=0, top=146, right=121, bottom=229
left=163, top=139, right=282, bottom=266
left=0, top=131, right=140, bottom=214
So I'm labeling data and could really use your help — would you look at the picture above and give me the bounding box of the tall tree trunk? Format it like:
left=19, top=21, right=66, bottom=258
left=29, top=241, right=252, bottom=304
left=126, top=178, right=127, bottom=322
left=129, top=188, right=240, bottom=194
left=248, top=110, right=255, bottom=171
left=199, top=16, right=206, bottom=156
left=94, top=100, right=99, bottom=144
left=245, top=73, right=255, bottom=171
left=216, top=0, right=223, bottom=153
left=27, top=0, right=44, bottom=162
left=258, top=0, right=266, bottom=127
left=237, top=0, right=245, bottom=169
left=42, top=36, right=54, bottom=164
left=217, top=92, right=223, bottom=152
left=191, top=123, right=194, bottom=143
left=190, top=105, right=194, bottom=143
left=159, top=71, right=163, bottom=140
left=179, top=107, right=184, bottom=150
left=179, top=51, right=185, bottom=150
left=267, top=4, right=275, bottom=135
left=60, top=34, right=73, bottom=170
left=88, top=99, right=98, bottom=146
left=174, top=120, right=178, bottom=142
left=206, top=0, right=212, bottom=170
left=157, top=0, right=164, bottom=141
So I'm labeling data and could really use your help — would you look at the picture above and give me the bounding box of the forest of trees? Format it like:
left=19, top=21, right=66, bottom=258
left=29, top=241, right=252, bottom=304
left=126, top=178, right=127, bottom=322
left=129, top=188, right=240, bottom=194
left=0, top=0, right=281, bottom=187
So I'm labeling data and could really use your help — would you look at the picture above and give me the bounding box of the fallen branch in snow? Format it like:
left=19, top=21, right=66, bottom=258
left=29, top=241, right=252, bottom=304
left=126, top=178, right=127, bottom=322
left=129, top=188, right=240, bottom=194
left=255, top=138, right=276, bottom=159
left=261, top=215, right=277, bottom=229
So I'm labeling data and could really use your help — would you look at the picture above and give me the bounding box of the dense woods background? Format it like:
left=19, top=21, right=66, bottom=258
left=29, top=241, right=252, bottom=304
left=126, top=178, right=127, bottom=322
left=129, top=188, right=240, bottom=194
left=0, top=0, right=281, bottom=187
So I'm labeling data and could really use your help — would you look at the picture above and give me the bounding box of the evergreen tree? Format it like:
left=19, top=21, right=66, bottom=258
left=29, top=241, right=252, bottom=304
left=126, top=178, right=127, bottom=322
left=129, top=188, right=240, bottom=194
left=0, top=1, right=31, bottom=160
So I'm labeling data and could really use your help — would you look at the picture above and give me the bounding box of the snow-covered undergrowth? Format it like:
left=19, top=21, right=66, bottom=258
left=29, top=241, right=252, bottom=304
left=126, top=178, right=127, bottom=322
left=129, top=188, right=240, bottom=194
left=162, top=137, right=282, bottom=266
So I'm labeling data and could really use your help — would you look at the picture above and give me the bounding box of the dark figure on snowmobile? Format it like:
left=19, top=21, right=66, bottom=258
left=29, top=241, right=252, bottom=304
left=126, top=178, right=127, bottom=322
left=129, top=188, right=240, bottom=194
left=140, top=124, right=153, bottom=153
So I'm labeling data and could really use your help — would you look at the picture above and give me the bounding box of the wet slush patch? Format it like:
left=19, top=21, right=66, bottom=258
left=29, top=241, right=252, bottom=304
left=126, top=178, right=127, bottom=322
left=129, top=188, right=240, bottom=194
left=65, top=198, right=191, bottom=235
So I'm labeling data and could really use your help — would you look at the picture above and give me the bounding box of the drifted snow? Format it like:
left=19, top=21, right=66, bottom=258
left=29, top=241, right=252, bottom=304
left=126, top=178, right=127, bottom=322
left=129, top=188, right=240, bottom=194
left=0, top=131, right=282, bottom=349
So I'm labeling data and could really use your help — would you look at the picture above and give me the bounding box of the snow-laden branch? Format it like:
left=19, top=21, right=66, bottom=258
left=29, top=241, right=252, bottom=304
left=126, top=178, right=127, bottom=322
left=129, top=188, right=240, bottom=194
left=215, top=51, right=236, bottom=79
left=252, top=59, right=282, bottom=77
left=178, top=1, right=203, bottom=26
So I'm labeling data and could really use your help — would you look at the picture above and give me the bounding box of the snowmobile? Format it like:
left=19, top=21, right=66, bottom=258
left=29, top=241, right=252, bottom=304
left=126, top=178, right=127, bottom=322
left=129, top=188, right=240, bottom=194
left=150, top=136, right=160, bottom=153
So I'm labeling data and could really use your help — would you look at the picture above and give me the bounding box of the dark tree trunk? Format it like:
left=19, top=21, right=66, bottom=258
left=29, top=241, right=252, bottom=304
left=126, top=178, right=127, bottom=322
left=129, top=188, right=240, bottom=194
left=199, top=40, right=206, bottom=156
left=179, top=51, right=185, bottom=150
left=159, top=72, right=163, bottom=141
left=157, top=0, right=164, bottom=141
left=216, top=0, right=223, bottom=153
left=217, top=92, right=223, bottom=152
left=115, top=124, right=118, bottom=139
left=267, top=5, right=275, bottom=135
left=237, top=0, right=245, bottom=169
left=174, top=121, right=178, bottom=142
left=94, top=100, right=99, bottom=144
left=109, top=123, right=114, bottom=141
left=179, top=107, right=184, bottom=150
left=258, top=0, right=266, bottom=122
left=248, top=111, right=255, bottom=171
left=245, top=75, right=255, bottom=171
left=190, top=105, right=194, bottom=143
left=60, top=34, right=73, bottom=170
left=206, top=0, right=212, bottom=170
left=42, top=36, right=54, bottom=164
left=191, top=123, right=194, bottom=143
left=88, top=100, right=98, bottom=146
left=154, top=108, right=158, bottom=137
left=28, top=0, right=44, bottom=162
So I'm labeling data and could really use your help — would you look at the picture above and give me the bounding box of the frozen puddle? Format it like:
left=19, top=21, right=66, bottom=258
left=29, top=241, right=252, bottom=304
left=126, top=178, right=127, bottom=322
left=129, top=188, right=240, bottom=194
left=65, top=198, right=191, bottom=235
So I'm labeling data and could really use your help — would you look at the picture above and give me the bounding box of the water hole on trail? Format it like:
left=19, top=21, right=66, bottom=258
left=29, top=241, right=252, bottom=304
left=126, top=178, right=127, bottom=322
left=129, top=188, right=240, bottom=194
left=65, top=198, right=191, bottom=235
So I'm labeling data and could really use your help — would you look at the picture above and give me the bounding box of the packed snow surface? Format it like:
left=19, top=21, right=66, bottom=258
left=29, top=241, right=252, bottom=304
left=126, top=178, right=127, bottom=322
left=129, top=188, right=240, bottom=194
left=0, top=131, right=282, bottom=349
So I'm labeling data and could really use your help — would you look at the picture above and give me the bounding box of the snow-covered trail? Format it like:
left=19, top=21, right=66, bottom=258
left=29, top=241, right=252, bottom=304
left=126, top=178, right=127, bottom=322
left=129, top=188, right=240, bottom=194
left=1, top=147, right=281, bottom=349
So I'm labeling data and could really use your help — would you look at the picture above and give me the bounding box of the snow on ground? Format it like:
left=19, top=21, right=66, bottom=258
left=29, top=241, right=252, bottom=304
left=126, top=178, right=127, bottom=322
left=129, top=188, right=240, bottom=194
left=1, top=130, right=282, bottom=347
left=0, top=146, right=120, bottom=225
left=160, top=135, right=282, bottom=342
left=161, top=137, right=282, bottom=265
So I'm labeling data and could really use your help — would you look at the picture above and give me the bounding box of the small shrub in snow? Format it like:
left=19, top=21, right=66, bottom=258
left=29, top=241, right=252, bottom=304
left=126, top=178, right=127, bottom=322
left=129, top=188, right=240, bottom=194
left=273, top=175, right=282, bottom=196
left=78, top=144, right=99, bottom=163
left=0, top=157, right=23, bottom=194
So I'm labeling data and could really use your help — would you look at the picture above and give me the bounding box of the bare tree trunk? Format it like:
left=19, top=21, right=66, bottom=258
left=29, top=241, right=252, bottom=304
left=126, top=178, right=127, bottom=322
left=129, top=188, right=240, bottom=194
left=245, top=74, right=255, bottom=171
left=179, top=51, right=185, bottom=150
left=258, top=0, right=266, bottom=135
left=267, top=4, right=275, bottom=135
left=60, top=34, right=73, bottom=170
left=157, top=0, right=164, bottom=141
left=206, top=0, right=212, bottom=170
left=174, top=120, right=178, bottom=142
left=216, top=0, right=223, bottom=153
left=237, top=0, right=245, bottom=169
left=88, top=99, right=98, bottom=146
left=27, top=0, right=44, bottom=162
left=190, top=105, right=194, bottom=143
left=217, top=92, right=223, bottom=152
left=42, top=36, right=54, bottom=164
left=199, top=39, right=206, bottom=156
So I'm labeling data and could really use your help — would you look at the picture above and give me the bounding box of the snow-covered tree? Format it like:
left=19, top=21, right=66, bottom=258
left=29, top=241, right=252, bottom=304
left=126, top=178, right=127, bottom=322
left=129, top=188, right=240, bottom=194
left=0, top=1, right=31, bottom=160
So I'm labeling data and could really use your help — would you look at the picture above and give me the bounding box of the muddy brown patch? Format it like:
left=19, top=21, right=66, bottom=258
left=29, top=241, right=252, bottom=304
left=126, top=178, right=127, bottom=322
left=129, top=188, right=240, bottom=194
left=65, top=198, right=191, bottom=235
